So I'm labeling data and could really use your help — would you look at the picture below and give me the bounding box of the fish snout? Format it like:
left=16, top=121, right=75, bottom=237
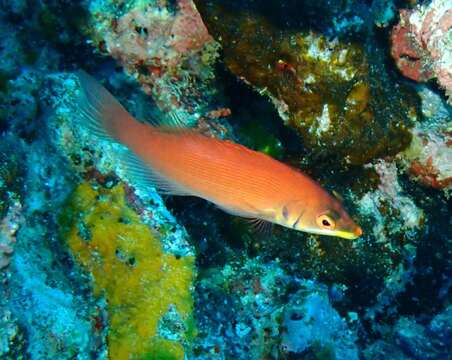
left=353, top=226, right=363, bottom=238
left=337, top=224, right=363, bottom=240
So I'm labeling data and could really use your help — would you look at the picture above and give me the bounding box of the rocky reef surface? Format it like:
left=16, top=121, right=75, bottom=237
left=0, top=0, right=450, bottom=359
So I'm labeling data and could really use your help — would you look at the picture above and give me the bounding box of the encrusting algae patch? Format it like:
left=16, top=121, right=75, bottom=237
left=59, top=181, right=196, bottom=360
left=194, top=2, right=420, bottom=167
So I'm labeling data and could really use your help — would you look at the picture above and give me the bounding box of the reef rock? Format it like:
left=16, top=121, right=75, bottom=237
left=195, top=2, right=420, bottom=167
left=281, top=282, right=358, bottom=359
left=88, top=0, right=220, bottom=118
left=399, top=87, right=452, bottom=191
left=391, top=0, right=452, bottom=103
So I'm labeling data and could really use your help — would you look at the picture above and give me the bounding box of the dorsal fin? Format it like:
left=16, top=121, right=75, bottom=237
left=332, top=190, right=344, bottom=202
left=74, top=70, right=138, bottom=142
left=142, top=108, right=193, bottom=129
left=163, top=111, right=189, bottom=128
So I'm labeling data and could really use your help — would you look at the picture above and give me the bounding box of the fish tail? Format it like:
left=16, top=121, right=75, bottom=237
left=74, top=70, right=137, bottom=142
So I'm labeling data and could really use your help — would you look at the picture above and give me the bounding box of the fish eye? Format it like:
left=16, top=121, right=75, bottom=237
left=316, top=214, right=336, bottom=230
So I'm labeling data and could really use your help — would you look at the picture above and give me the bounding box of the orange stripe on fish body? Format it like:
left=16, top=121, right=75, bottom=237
left=74, top=71, right=362, bottom=240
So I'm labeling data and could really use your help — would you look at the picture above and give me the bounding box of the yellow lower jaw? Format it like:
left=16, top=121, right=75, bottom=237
left=333, top=230, right=360, bottom=240
left=291, top=224, right=362, bottom=240
left=298, top=227, right=361, bottom=240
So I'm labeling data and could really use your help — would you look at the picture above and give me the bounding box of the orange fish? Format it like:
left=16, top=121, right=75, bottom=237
left=74, top=71, right=362, bottom=239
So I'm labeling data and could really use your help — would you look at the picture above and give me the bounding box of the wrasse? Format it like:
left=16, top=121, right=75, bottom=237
left=74, top=71, right=362, bottom=240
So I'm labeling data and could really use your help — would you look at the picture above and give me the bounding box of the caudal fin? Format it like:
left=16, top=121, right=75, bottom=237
left=75, top=70, right=135, bottom=141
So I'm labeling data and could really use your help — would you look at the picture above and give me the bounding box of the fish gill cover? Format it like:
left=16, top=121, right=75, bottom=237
left=0, top=0, right=450, bottom=359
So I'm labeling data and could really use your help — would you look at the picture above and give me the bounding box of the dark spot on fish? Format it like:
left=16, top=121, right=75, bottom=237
left=282, top=205, right=289, bottom=220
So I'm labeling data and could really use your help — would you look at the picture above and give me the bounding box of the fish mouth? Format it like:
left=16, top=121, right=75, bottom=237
left=334, top=226, right=363, bottom=240
left=354, top=226, right=363, bottom=237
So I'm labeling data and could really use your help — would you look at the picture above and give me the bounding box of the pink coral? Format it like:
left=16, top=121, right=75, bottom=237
left=398, top=87, right=452, bottom=191
left=170, top=0, right=213, bottom=53
left=391, top=0, right=452, bottom=102
left=90, top=0, right=219, bottom=113
left=403, top=127, right=452, bottom=190
left=391, top=10, right=429, bottom=82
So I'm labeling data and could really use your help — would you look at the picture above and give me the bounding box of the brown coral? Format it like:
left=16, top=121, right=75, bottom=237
left=195, top=2, right=419, bottom=167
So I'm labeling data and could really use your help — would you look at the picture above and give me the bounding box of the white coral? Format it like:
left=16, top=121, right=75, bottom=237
left=358, top=160, right=423, bottom=242
left=0, top=195, right=22, bottom=270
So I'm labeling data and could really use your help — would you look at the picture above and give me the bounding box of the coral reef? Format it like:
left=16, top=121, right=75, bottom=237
left=193, top=259, right=287, bottom=358
left=193, top=258, right=359, bottom=359
left=88, top=0, right=220, bottom=119
left=194, top=2, right=419, bottom=167
left=371, top=0, right=396, bottom=28
left=0, top=195, right=22, bottom=270
left=391, top=0, right=452, bottom=102
left=399, top=87, right=452, bottom=191
left=364, top=306, right=452, bottom=359
left=402, top=123, right=451, bottom=191
left=60, top=181, right=196, bottom=359
left=0, top=96, right=102, bottom=358
left=0, top=0, right=450, bottom=359
left=356, top=160, right=424, bottom=320
left=358, top=160, right=424, bottom=243
left=281, top=284, right=358, bottom=359
left=0, top=146, right=24, bottom=271
left=0, top=309, right=22, bottom=358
